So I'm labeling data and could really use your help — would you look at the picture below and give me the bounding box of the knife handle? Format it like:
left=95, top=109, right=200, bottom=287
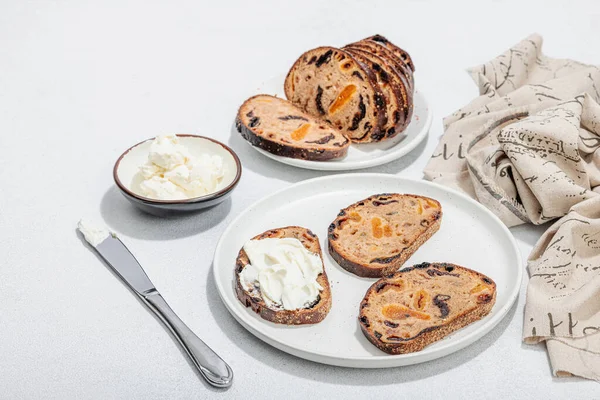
left=142, top=291, right=233, bottom=388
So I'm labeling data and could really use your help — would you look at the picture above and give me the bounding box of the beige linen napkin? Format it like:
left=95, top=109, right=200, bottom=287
left=423, top=34, right=600, bottom=380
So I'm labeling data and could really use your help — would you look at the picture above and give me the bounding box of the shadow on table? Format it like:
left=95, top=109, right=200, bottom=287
left=205, top=265, right=516, bottom=386
left=99, top=186, right=230, bottom=240
left=227, top=121, right=429, bottom=183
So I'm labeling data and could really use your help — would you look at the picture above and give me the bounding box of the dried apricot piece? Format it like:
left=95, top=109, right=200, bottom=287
left=413, top=289, right=431, bottom=311
left=349, top=212, right=362, bottom=222
left=371, top=217, right=383, bottom=238
left=291, top=123, right=311, bottom=141
left=425, top=198, right=438, bottom=208
left=416, top=201, right=423, bottom=215
left=470, top=283, right=489, bottom=294
left=329, top=85, right=357, bottom=114
left=383, top=225, right=393, bottom=237
left=382, top=304, right=431, bottom=320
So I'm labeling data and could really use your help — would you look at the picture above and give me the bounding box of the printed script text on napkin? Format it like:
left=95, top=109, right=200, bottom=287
left=424, top=34, right=600, bottom=381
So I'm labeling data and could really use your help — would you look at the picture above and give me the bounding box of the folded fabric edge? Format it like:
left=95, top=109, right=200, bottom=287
left=546, top=337, right=600, bottom=381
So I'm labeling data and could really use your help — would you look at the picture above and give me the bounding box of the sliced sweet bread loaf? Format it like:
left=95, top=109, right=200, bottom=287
left=284, top=47, right=387, bottom=143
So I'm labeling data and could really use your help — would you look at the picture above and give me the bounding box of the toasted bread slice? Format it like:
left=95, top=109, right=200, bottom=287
left=235, top=226, right=332, bottom=325
left=328, top=194, right=442, bottom=278
left=359, top=262, right=496, bottom=354
left=236, top=95, right=350, bottom=161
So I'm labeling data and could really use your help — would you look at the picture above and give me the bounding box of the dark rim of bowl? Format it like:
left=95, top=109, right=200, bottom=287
left=113, top=134, right=242, bottom=205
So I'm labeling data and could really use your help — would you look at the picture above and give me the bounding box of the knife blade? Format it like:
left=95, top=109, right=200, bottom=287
left=95, top=235, right=155, bottom=295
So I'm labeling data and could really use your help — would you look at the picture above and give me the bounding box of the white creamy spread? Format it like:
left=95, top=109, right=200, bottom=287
left=138, top=135, right=225, bottom=200
left=77, top=218, right=110, bottom=247
left=239, top=238, right=324, bottom=310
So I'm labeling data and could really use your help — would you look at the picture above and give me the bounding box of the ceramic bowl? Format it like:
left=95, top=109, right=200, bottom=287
left=113, top=135, right=241, bottom=217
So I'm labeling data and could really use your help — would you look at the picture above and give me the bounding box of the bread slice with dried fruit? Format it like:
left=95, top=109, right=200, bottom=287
left=284, top=47, right=387, bottom=143
left=236, top=95, right=350, bottom=161
left=328, top=194, right=442, bottom=278
left=359, top=262, right=496, bottom=354
left=235, top=226, right=332, bottom=325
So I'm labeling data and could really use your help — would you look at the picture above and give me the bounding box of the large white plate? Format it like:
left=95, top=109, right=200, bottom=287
left=213, top=174, right=522, bottom=368
left=239, top=75, right=432, bottom=171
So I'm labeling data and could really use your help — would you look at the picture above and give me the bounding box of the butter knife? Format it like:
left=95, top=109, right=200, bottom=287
left=77, top=219, right=233, bottom=388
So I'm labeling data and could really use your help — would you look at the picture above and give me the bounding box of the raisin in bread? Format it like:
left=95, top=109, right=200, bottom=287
left=235, top=226, right=332, bottom=325
left=236, top=95, right=350, bottom=161
left=344, top=47, right=409, bottom=139
left=284, top=47, right=387, bottom=143
left=359, top=262, right=496, bottom=354
left=328, top=194, right=442, bottom=278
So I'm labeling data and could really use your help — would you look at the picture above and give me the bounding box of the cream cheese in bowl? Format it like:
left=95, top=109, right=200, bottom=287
left=114, top=134, right=241, bottom=216
left=138, top=135, right=225, bottom=200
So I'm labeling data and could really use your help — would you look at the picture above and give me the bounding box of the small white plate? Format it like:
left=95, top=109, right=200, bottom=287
left=213, top=174, right=522, bottom=368
left=241, top=75, right=432, bottom=171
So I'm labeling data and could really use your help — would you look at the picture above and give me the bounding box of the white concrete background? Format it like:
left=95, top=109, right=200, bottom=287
left=0, top=0, right=598, bottom=398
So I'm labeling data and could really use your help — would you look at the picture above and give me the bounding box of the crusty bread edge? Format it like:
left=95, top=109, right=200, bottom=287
left=364, top=34, right=415, bottom=73
left=359, top=263, right=497, bottom=354
left=328, top=194, right=443, bottom=278
left=234, top=226, right=332, bottom=325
